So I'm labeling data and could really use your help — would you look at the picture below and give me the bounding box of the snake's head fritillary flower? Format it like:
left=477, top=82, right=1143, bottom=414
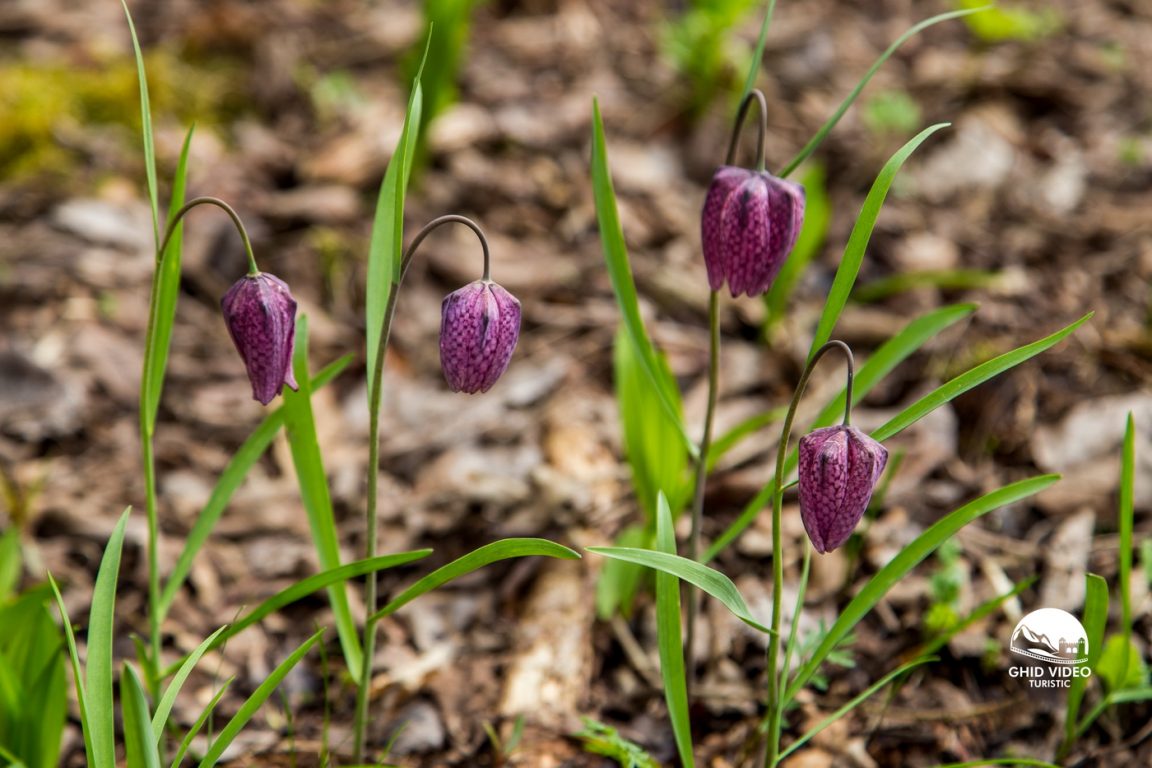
left=439, top=279, right=521, bottom=394
left=221, top=272, right=299, bottom=405
left=798, top=425, right=888, bottom=554
left=701, top=166, right=804, bottom=298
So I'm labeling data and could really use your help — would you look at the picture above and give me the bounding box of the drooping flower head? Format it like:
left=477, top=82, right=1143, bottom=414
left=439, top=279, right=521, bottom=394
left=701, top=167, right=804, bottom=298
left=221, top=272, right=299, bottom=405
left=797, top=425, right=888, bottom=554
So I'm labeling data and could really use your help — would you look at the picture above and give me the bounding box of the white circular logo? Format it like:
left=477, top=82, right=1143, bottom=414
left=1010, top=608, right=1089, bottom=665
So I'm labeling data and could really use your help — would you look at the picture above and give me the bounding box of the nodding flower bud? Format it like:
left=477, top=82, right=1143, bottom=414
left=701, top=166, right=804, bottom=298
left=439, top=279, right=521, bottom=394
left=798, top=425, right=888, bottom=554
left=221, top=272, right=299, bottom=405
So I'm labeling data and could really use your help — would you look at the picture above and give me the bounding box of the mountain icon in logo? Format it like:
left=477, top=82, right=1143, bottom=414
left=1009, top=608, right=1088, bottom=665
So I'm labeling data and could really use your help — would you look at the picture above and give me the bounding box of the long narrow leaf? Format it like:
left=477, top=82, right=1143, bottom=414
left=200, top=550, right=431, bottom=661
left=121, top=0, right=159, bottom=244
left=281, top=317, right=362, bottom=679
left=151, top=626, right=227, bottom=744
left=49, top=574, right=91, bottom=767
left=170, top=679, right=233, bottom=768
left=586, top=547, right=772, bottom=636
left=808, top=123, right=949, bottom=361
left=141, top=125, right=195, bottom=433
left=778, top=656, right=935, bottom=760
left=85, top=508, right=130, bottom=768
left=369, top=539, right=580, bottom=622
left=122, top=664, right=162, bottom=768
left=704, top=302, right=979, bottom=560
left=158, top=355, right=352, bottom=618
left=591, top=98, right=698, bottom=459
left=1119, top=413, right=1135, bottom=650
left=872, top=313, right=1092, bottom=441
left=740, top=0, right=777, bottom=98
left=1066, top=573, right=1108, bottom=741
left=196, top=630, right=323, bottom=768
left=778, top=8, right=986, bottom=178
left=1074, top=686, right=1152, bottom=742
left=654, top=494, right=694, bottom=767
left=786, top=475, right=1059, bottom=700
left=366, top=39, right=428, bottom=395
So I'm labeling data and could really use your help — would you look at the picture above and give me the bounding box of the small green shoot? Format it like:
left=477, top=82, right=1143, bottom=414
left=575, top=718, right=659, bottom=768
left=956, top=0, right=1060, bottom=43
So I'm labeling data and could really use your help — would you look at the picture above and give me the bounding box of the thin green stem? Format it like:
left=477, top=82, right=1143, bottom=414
left=352, top=214, right=490, bottom=762
left=725, top=89, right=768, bottom=171
left=160, top=196, right=260, bottom=275
left=763, top=340, right=854, bottom=766
left=141, top=422, right=161, bottom=697
left=685, top=290, right=721, bottom=691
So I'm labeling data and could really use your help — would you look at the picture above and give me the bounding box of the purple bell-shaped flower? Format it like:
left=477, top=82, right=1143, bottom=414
left=701, top=166, right=804, bottom=298
left=439, top=279, right=521, bottom=394
left=797, top=425, right=888, bottom=554
left=221, top=272, right=299, bottom=405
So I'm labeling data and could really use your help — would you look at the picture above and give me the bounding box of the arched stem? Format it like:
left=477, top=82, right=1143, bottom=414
left=763, top=340, right=854, bottom=766
left=354, top=213, right=490, bottom=762
left=160, top=196, right=260, bottom=274
left=725, top=89, right=768, bottom=171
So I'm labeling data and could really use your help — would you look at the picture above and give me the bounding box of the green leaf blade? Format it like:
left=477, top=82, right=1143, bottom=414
left=196, top=630, right=324, bottom=768
left=587, top=547, right=771, bottom=636
left=122, top=664, right=162, bottom=768
left=281, top=316, right=362, bottom=679
left=786, top=475, right=1060, bottom=700
left=654, top=494, right=694, bottom=768
left=807, top=123, right=950, bottom=361
left=370, top=539, right=580, bottom=623
left=87, top=508, right=131, bottom=768
left=591, top=98, right=698, bottom=460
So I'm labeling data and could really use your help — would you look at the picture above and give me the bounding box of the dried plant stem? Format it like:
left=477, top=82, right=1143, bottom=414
left=763, top=340, right=854, bottom=766
left=685, top=289, right=721, bottom=690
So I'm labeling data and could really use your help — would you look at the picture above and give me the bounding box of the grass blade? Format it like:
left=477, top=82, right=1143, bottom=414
left=807, top=123, right=949, bottom=362
left=778, top=8, right=986, bottom=178
left=369, top=539, right=580, bottom=622
left=586, top=547, right=771, bottom=636
left=151, top=626, right=227, bottom=745
left=281, top=316, right=362, bottom=679
left=778, top=656, right=935, bottom=760
left=49, top=573, right=91, bottom=766
left=704, top=302, right=979, bottom=560
left=196, top=630, right=324, bottom=768
left=1074, top=686, right=1152, bottom=742
left=121, top=0, right=159, bottom=245
left=1065, top=573, right=1108, bottom=745
left=740, top=0, right=777, bottom=97
left=873, top=313, right=1092, bottom=442
left=917, top=576, right=1036, bottom=659
left=654, top=494, right=694, bottom=767
left=366, top=38, right=427, bottom=395
left=1119, top=413, right=1135, bottom=653
left=158, top=355, right=352, bottom=619
left=195, top=550, right=432, bottom=663
left=170, top=679, right=232, bottom=768
left=87, top=508, right=131, bottom=768
left=123, top=664, right=162, bottom=768
left=785, top=475, right=1059, bottom=700
left=615, top=326, right=690, bottom=521
left=591, top=98, right=698, bottom=459
left=141, top=125, right=195, bottom=433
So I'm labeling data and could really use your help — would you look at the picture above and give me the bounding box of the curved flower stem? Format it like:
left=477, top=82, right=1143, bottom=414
left=685, top=289, right=721, bottom=689
left=763, top=340, right=854, bottom=766
left=160, top=196, right=260, bottom=274
left=725, top=89, right=768, bottom=171
left=353, top=214, right=490, bottom=762
left=139, top=195, right=260, bottom=698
